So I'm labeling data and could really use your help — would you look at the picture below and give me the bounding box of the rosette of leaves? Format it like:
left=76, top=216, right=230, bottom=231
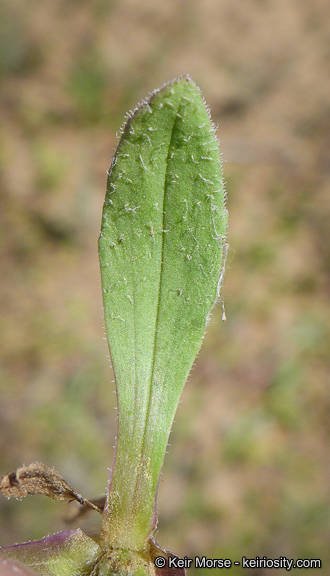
left=0, top=76, right=228, bottom=576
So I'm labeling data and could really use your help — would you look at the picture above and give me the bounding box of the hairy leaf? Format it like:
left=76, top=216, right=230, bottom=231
left=99, top=75, right=227, bottom=549
left=0, top=530, right=100, bottom=576
left=0, top=463, right=102, bottom=514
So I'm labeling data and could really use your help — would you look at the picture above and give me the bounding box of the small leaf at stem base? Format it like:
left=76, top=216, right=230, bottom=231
left=0, top=463, right=102, bottom=514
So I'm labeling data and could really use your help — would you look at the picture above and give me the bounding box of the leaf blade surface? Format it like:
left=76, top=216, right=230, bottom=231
left=99, top=76, right=227, bottom=548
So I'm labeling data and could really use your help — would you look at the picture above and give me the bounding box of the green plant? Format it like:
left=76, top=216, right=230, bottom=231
left=0, top=76, right=228, bottom=576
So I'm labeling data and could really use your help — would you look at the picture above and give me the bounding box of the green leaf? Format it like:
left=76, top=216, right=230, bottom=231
left=0, top=530, right=100, bottom=576
left=99, top=76, right=228, bottom=550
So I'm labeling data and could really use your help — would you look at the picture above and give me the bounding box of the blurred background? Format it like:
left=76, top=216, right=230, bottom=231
left=0, top=0, right=329, bottom=573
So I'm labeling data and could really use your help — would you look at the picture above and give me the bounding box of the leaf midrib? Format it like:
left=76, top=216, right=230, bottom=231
left=131, top=91, right=184, bottom=507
